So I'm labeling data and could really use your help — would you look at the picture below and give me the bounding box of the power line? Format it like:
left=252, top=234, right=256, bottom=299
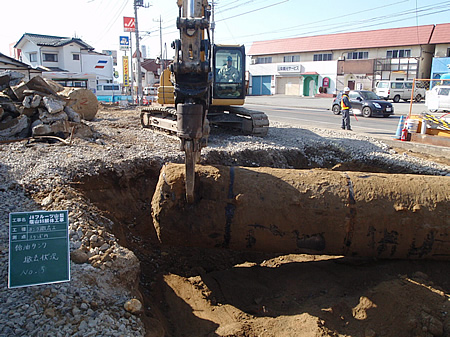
left=93, top=0, right=130, bottom=44
left=284, top=4, right=450, bottom=38
left=236, top=7, right=450, bottom=47
left=215, top=0, right=289, bottom=22
left=220, top=1, right=450, bottom=45
left=228, top=0, right=447, bottom=41
left=217, top=0, right=274, bottom=13
left=263, top=0, right=411, bottom=34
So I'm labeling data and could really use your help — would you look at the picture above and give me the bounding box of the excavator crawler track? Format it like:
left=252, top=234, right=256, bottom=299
left=141, top=105, right=270, bottom=137
left=140, top=106, right=178, bottom=134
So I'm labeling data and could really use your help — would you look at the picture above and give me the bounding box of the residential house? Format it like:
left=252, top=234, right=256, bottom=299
left=141, top=58, right=171, bottom=87
left=14, top=33, right=114, bottom=94
left=248, top=24, right=436, bottom=96
left=0, top=52, right=42, bottom=80
left=132, top=47, right=171, bottom=89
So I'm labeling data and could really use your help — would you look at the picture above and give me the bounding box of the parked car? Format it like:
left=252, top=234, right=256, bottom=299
left=375, top=80, right=425, bottom=102
left=425, top=85, right=450, bottom=112
left=332, top=90, right=394, bottom=117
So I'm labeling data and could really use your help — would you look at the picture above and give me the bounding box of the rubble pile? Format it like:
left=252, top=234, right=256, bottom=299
left=0, top=71, right=97, bottom=141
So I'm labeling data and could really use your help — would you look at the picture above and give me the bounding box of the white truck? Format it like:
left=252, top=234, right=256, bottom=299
left=425, top=85, right=450, bottom=112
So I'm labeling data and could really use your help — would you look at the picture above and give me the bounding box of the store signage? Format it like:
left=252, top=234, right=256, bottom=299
left=277, top=64, right=300, bottom=73
left=123, top=17, right=135, bottom=32
left=123, top=56, right=130, bottom=87
left=120, top=36, right=130, bottom=51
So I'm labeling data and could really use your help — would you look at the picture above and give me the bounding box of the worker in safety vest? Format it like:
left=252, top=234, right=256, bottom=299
left=340, top=87, right=352, bottom=130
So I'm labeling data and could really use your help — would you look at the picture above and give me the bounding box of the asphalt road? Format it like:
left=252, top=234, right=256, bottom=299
left=244, top=95, right=428, bottom=140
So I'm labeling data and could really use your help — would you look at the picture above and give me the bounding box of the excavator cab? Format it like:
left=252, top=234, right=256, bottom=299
left=212, top=45, right=246, bottom=106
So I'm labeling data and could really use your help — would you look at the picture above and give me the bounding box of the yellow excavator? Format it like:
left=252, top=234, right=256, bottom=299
left=140, top=0, right=269, bottom=203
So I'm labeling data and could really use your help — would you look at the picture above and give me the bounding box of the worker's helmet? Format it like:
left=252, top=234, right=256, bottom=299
left=227, top=56, right=232, bottom=61
left=344, top=87, right=351, bottom=92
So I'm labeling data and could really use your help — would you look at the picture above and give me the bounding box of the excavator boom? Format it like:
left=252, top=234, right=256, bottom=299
left=171, top=0, right=211, bottom=203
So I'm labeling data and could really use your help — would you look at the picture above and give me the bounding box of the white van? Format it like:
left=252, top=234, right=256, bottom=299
left=425, top=85, right=450, bottom=112
left=375, top=80, right=425, bottom=103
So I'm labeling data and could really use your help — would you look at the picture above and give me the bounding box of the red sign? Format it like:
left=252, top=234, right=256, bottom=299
left=123, top=17, right=135, bottom=32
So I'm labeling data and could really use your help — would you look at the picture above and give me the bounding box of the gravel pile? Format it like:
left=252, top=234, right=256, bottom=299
left=0, top=105, right=449, bottom=337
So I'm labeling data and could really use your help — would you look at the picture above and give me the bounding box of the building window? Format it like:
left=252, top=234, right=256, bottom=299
left=447, top=48, right=450, bottom=57
left=73, top=54, right=80, bottom=61
left=256, top=57, right=272, bottom=64
left=43, top=53, right=58, bottom=62
left=283, top=55, right=300, bottom=62
left=347, top=51, right=368, bottom=60
left=29, top=53, right=37, bottom=62
left=386, top=49, right=411, bottom=58
left=313, top=53, right=332, bottom=61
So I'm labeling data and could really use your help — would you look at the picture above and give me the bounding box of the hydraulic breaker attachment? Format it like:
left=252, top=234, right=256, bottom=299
left=177, top=102, right=205, bottom=203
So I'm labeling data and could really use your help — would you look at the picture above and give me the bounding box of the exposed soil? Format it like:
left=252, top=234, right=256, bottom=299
left=73, top=158, right=450, bottom=337
left=50, top=104, right=448, bottom=337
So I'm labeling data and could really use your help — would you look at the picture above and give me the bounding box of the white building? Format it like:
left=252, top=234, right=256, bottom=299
left=248, top=24, right=438, bottom=96
left=14, top=33, right=114, bottom=94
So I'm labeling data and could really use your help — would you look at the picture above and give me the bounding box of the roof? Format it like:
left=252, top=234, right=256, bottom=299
left=248, top=25, right=435, bottom=56
left=141, top=58, right=171, bottom=74
left=14, top=33, right=94, bottom=50
left=0, top=52, right=31, bottom=68
left=141, top=59, right=159, bottom=72
left=429, top=23, right=450, bottom=44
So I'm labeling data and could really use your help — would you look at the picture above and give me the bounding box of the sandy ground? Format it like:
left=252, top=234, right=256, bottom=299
left=74, top=105, right=450, bottom=337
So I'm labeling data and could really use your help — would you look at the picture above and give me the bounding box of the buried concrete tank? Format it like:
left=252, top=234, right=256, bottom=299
left=152, top=163, right=450, bottom=260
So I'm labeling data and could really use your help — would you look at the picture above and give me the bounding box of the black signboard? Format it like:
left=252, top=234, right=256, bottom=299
left=9, top=210, right=70, bottom=288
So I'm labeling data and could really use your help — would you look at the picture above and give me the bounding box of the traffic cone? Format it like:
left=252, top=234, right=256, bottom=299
left=394, top=115, right=405, bottom=139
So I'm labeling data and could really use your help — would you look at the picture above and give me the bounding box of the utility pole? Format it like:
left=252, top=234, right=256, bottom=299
left=129, top=32, right=134, bottom=99
left=134, top=0, right=144, bottom=106
left=159, top=15, right=163, bottom=78
left=211, top=0, right=216, bottom=45
left=153, top=16, right=164, bottom=82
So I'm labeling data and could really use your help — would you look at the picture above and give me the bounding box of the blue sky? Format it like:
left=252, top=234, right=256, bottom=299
left=1, top=0, right=449, bottom=60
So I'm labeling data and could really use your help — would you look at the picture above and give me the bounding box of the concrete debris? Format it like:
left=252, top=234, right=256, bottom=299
left=43, top=96, right=66, bottom=114
left=0, top=114, right=29, bottom=138
left=65, top=106, right=81, bottom=123
left=0, top=75, right=98, bottom=141
left=38, top=108, right=68, bottom=123
left=0, top=70, right=25, bottom=91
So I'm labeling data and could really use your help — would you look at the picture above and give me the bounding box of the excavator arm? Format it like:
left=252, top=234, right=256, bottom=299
left=171, top=0, right=212, bottom=203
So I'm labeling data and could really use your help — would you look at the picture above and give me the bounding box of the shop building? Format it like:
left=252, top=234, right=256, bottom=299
left=248, top=24, right=437, bottom=96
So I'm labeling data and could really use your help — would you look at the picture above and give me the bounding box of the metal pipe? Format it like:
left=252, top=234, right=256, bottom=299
left=152, top=164, right=450, bottom=260
left=187, top=0, right=195, bottom=17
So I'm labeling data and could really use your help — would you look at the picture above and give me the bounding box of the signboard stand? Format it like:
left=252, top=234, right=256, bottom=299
left=9, top=210, right=70, bottom=288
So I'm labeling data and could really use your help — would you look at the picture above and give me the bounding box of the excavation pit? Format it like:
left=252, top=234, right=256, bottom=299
left=72, top=149, right=450, bottom=337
